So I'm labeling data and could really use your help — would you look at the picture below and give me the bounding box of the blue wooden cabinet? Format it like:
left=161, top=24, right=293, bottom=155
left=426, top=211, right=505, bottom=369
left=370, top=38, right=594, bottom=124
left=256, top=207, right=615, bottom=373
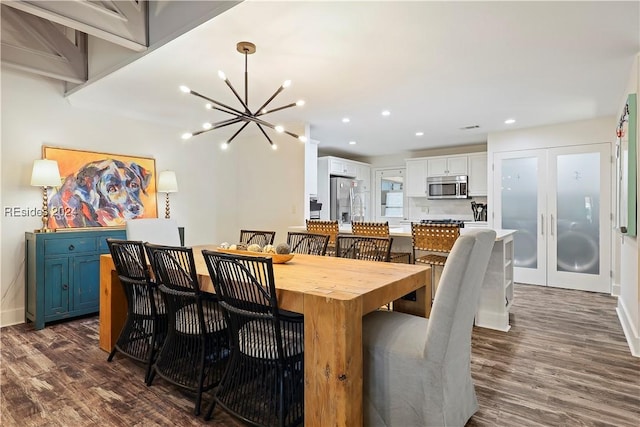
left=25, top=229, right=126, bottom=329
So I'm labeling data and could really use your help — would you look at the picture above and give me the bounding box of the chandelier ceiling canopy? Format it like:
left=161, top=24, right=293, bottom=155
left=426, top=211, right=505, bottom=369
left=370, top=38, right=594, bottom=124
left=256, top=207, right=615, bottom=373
left=180, top=41, right=306, bottom=150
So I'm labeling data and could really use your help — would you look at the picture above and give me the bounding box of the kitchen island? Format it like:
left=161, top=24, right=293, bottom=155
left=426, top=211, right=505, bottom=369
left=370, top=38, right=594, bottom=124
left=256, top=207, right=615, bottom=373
left=290, top=224, right=516, bottom=331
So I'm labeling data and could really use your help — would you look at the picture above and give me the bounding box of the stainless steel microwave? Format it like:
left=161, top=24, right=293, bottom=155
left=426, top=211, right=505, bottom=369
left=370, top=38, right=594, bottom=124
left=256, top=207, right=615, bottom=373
left=427, top=175, right=468, bottom=199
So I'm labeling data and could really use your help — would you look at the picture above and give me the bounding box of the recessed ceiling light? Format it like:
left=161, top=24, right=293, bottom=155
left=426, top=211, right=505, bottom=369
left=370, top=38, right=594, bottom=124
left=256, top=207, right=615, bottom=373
left=349, top=141, right=357, bottom=145
left=342, top=117, right=350, bottom=123
left=504, top=118, right=516, bottom=124
left=381, top=110, right=391, bottom=116
left=415, top=131, right=424, bottom=136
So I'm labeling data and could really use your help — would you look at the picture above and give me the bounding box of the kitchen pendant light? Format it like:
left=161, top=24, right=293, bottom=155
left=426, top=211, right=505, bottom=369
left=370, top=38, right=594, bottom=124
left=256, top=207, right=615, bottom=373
left=180, top=41, right=307, bottom=149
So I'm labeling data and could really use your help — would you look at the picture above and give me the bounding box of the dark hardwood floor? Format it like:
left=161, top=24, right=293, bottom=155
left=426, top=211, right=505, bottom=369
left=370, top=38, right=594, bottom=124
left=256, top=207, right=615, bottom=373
left=1, top=284, right=639, bottom=426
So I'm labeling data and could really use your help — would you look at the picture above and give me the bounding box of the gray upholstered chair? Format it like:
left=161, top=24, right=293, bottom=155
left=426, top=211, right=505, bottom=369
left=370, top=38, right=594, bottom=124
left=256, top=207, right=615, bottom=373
left=126, top=218, right=181, bottom=246
left=362, top=229, right=496, bottom=427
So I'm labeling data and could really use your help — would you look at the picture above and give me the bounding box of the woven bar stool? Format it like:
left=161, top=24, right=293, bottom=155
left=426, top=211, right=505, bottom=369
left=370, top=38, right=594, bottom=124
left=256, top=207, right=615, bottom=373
left=306, top=219, right=339, bottom=256
left=351, top=221, right=411, bottom=264
left=411, top=222, right=461, bottom=301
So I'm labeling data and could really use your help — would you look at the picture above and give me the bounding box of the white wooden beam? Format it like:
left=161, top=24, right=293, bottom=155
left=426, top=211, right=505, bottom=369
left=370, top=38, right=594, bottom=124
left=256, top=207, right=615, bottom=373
left=3, top=0, right=147, bottom=52
left=1, top=5, right=87, bottom=84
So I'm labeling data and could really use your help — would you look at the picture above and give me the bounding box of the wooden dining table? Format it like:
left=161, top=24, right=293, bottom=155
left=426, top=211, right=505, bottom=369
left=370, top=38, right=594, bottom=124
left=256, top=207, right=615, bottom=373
left=99, top=244, right=430, bottom=427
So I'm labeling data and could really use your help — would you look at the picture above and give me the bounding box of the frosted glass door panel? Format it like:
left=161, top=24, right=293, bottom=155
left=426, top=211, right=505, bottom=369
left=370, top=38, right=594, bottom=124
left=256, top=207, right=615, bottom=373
left=555, top=152, right=600, bottom=274
left=547, top=143, right=611, bottom=293
left=494, top=150, right=547, bottom=285
left=502, top=157, right=539, bottom=269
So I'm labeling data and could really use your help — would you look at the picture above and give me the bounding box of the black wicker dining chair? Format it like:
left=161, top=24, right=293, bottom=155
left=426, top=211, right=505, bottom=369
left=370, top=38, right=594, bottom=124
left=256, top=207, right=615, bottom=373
left=106, top=239, right=167, bottom=383
left=238, top=230, right=276, bottom=247
left=286, top=231, right=330, bottom=256
left=335, top=234, right=393, bottom=262
left=202, top=250, right=304, bottom=427
left=144, top=243, right=229, bottom=416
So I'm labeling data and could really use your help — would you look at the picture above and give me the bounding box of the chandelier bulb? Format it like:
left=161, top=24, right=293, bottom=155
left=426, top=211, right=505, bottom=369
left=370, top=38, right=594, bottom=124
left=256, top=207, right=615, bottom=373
left=296, top=100, right=305, bottom=106
left=202, top=122, right=212, bottom=130
left=282, top=80, right=291, bottom=89
left=298, top=135, right=308, bottom=143
left=218, top=70, right=226, bottom=81
left=181, top=133, right=193, bottom=140
left=205, top=103, right=213, bottom=110
left=275, top=125, right=284, bottom=133
left=221, top=142, right=229, bottom=150
left=271, top=144, right=278, bottom=151
left=179, top=85, right=190, bottom=93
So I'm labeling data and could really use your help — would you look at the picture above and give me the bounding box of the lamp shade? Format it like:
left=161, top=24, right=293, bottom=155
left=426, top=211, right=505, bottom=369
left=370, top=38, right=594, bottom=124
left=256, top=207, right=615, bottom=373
left=30, top=159, right=61, bottom=187
left=157, top=170, right=178, bottom=193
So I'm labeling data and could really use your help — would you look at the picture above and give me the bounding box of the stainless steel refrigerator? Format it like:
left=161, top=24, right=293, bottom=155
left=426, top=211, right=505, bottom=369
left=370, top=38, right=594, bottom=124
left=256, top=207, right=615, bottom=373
left=330, top=177, right=364, bottom=224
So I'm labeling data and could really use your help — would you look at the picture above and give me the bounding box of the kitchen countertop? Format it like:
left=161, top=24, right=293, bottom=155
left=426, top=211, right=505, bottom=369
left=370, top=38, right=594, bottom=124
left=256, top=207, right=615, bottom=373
left=289, top=224, right=516, bottom=241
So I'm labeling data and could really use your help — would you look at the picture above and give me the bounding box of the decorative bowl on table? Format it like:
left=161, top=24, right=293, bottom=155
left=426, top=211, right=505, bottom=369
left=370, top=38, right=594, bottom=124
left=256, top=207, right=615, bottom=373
left=215, top=248, right=295, bottom=264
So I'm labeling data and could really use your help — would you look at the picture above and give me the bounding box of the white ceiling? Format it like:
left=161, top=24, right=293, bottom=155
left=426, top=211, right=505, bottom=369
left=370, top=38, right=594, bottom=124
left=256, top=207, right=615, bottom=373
left=66, top=1, right=640, bottom=157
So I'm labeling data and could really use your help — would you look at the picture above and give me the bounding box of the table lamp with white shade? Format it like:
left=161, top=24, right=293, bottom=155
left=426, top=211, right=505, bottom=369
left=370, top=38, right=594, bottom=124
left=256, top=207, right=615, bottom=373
left=157, top=170, right=178, bottom=219
left=30, top=159, right=61, bottom=232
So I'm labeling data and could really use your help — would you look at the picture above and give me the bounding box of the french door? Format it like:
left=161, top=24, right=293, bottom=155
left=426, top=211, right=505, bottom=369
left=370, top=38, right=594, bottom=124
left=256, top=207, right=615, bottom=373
left=493, top=143, right=611, bottom=292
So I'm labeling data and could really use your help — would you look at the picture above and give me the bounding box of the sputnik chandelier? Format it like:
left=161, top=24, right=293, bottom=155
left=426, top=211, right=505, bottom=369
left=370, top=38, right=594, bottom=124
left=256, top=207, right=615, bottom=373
left=180, top=41, right=306, bottom=150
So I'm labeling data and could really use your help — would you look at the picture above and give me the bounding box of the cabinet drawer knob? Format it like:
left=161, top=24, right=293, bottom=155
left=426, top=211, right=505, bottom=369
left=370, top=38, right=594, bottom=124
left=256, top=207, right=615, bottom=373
left=62, top=284, right=69, bottom=290
left=68, top=244, right=75, bottom=251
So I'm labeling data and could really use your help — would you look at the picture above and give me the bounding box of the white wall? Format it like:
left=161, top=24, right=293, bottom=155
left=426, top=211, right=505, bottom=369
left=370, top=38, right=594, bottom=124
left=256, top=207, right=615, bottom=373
left=0, top=67, right=306, bottom=327
left=616, top=53, right=640, bottom=356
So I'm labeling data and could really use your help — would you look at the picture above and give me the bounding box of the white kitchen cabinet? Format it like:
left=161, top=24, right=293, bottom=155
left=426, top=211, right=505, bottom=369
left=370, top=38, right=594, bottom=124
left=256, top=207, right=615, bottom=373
left=405, top=159, right=428, bottom=197
left=329, top=158, right=357, bottom=177
left=468, top=153, right=488, bottom=196
left=427, top=155, right=468, bottom=176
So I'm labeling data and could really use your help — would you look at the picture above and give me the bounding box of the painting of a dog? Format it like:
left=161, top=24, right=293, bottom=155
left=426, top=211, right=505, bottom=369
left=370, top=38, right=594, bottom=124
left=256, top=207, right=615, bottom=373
left=43, top=147, right=157, bottom=229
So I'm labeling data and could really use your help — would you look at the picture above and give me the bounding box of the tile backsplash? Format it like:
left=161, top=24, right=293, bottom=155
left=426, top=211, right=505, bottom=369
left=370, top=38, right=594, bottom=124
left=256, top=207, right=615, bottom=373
left=407, top=196, right=488, bottom=221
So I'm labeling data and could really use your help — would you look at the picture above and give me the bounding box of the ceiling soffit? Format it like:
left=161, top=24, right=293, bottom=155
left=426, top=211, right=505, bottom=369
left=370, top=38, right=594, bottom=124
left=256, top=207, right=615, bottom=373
left=1, top=5, right=88, bottom=84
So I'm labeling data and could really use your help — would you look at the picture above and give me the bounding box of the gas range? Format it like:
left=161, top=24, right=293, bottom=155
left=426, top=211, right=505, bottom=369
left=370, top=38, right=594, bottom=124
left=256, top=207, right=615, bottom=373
left=420, top=219, right=465, bottom=228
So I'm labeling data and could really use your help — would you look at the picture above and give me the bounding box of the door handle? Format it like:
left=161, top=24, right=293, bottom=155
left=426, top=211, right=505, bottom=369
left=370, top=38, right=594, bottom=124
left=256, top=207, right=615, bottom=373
left=550, top=214, right=555, bottom=236
left=541, top=214, right=544, bottom=235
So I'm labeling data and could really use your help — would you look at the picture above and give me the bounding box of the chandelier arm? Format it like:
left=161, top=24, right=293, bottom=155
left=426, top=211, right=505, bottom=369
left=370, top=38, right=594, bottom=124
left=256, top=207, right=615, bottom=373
left=254, top=86, right=286, bottom=115
left=257, top=102, right=297, bottom=116
left=189, top=89, right=245, bottom=116
left=223, top=78, right=251, bottom=113
left=190, top=117, right=245, bottom=136
left=255, top=123, right=275, bottom=146
left=211, top=117, right=245, bottom=129
left=246, top=116, right=302, bottom=140
left=282, top=129, right=302, bottom=139
left=209, top=104, right=245, bottom=117
left=226, top=121, right=251, bottom=144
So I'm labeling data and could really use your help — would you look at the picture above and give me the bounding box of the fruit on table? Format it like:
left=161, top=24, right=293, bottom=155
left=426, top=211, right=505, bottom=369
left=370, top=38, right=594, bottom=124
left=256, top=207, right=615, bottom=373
left=247, top=244, right=262, bottom=252
left=275, top=243, right=291, bottom=254
left=263, top=244, right=276, bottom=254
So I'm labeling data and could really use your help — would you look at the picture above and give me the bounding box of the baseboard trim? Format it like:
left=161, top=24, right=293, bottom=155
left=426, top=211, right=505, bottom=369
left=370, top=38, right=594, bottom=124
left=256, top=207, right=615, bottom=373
left=475, top=310, right=511, bottom=332
left=617, top=298, right=640, bottom=357
left=1, top=307, right=25, bottom=328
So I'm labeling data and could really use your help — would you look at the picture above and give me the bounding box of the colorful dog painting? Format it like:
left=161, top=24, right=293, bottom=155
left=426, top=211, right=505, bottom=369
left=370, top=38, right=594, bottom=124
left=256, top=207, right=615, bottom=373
left=43, top=147, right=157, bottom=229
left=48, top=159, right=153, bottom=228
